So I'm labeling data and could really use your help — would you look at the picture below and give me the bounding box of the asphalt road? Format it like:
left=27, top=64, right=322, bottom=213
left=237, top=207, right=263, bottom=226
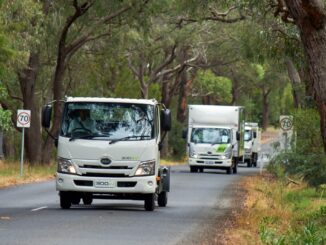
left=0, top=163, right=265, bottom=245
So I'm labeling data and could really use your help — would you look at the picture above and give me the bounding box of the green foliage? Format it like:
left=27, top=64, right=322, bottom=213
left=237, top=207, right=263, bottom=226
left=0, top=108, right=12, bottom=131
left=193, top=70, right=232, bottom=104
left=268, top=108, right=325, bottom=187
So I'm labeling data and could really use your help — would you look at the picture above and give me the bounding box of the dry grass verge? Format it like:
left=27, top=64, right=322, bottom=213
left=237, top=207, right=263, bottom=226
left=220, top=173, right=326, bottom=244
left=0, top=160, right=56, bottom=188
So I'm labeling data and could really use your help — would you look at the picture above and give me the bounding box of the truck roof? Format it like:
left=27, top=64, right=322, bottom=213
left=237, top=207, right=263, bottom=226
left=65, top=97, right=158, bottom=105
left=188, top=105, right=244, bottom=128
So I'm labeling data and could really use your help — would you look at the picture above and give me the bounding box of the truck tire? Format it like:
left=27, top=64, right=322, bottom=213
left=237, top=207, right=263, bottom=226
left=199, top=167, right=204, bottom=173
left=233, top=163, right=238, bottom=174
left=144, top=194, right=155, bottom=211
left=226, top=167, right=232, bottom=175
left=60, top=191, right=71, bottom=209
left=82, top=193, right=93, bottom=205
left=71, top=193, right=81, bottom=205
left=190, top=166, right=197, bottom=173
left=158, top=191, right=168, bottom=207
left=247, top=158, right=252, bottom=168
left=253, top=153, right=258, bottom=167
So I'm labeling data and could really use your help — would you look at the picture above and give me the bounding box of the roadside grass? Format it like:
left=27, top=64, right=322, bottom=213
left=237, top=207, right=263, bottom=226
left=223, top=173, right=326, bottom=245
left=0, top=160, right=56, bottom=188
left=161, top=157, right=186, bottom=166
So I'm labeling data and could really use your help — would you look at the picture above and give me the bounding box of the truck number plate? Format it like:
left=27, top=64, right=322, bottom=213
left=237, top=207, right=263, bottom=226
left=94, top=179, right=115, bottom=188
left=206, top=161, right=215, bottom=164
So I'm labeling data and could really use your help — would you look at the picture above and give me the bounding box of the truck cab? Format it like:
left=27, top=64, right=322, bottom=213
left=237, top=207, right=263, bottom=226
left=42, top=97, right=171, bottom=211
left=243, top=122, right=261, bottom=167
left=184, top=105, right=244, bottom=175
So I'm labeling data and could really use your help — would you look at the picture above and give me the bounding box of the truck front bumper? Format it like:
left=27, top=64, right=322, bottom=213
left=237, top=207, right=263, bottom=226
left=56, top=173, right=157, bottom=194
left=188, top=157, right=232, bottom=168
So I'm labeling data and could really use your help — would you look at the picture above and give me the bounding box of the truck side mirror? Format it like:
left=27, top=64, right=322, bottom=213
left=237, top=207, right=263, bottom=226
left=161, top=109, right=171, bottom=131
left=253, top=132, right=257, bottom=138
left=236, top=131, right=240, bottom=141
left=42, top=105, right=52, bottom=128
left=182, top=128, right=187, bottom=139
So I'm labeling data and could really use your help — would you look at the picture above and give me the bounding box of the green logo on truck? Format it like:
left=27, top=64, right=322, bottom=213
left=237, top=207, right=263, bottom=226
left=216, top=144, right=228, bottom=153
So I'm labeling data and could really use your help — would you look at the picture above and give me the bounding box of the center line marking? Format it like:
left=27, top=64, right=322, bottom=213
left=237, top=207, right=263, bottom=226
left=31, top=206, right=48, bottom=212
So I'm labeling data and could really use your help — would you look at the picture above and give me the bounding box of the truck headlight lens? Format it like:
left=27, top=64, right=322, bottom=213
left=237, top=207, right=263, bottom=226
left=135, top=160, right=155, bottom=176
left=224, top=146, right=232, bottom=159
left=57, top=158, right=77, bottom=174
left=191, top=153, right=198, bottom=158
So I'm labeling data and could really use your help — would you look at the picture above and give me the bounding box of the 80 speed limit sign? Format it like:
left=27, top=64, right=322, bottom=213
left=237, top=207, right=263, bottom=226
left=17, top=110, right=31, bottom=128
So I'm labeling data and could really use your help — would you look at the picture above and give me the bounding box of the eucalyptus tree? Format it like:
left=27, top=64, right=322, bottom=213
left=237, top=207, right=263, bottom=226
left=0, top=0, right=153, bottom=164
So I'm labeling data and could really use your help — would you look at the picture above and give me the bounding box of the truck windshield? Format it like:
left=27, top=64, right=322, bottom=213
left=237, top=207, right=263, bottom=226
left=191, top=128, right=231, bottom=144
left=60, top=102, right=154, bottom=141
left=244, top=130, right=252, bottom=141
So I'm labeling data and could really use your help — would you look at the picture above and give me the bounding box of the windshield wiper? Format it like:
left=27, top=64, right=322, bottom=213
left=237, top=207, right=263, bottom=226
left=109, top=135, right=151, bottom=144
left=69, top=134, right=109, bottom=142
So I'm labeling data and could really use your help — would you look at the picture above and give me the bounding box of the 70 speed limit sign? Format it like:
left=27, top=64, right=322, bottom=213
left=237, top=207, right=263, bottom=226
left=17, top=110, right=31, bottom=128
left=280, top=115, right=293, bottom=131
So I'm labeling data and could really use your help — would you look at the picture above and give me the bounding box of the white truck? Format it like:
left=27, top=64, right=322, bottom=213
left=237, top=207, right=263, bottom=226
left=243, top=122, right=261, bottom=167
left=183, top=105, right=244, bottom=174
left=42, top=97, right=171, bottom=211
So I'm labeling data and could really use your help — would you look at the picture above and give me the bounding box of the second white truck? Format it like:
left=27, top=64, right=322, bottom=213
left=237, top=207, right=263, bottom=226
left=183, top=105, right=244, bottom=174
left=243, top=122, right=261, bottom=167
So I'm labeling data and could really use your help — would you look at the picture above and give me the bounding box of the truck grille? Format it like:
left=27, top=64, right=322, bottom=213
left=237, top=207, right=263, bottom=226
left=76, top=162, right=135, bottom=178
left=82, top=173, right=127, bottom=178
left=81, top=165, right=132, bottom=170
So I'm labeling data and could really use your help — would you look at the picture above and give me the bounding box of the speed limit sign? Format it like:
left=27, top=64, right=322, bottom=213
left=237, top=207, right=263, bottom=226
left=280, top=115, right=293, bottom=131
left=17, top=110, right=31, bottom=128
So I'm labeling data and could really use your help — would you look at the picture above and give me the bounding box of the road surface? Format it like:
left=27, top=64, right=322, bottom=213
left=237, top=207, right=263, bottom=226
left=0, top=164, right=264, bottom=245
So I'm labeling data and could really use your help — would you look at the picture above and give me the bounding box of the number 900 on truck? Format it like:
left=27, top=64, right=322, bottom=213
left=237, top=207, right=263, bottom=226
left=42, top=97, right=171, bottom=211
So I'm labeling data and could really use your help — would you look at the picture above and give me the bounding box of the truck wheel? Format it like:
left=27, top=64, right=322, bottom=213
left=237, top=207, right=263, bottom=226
left=247, top=159, right=252, bottom=168
left=82, top=193, right=93, bottom=205
left=199, top=167, right=204, bottom=173
left=233, top=163, right=238, bottom=174
left=144, top=194, right=155, bottom=211
left=253, top=153, right=258, bottom=167
left=60, top=191, right=71, bottom=209
left=190, top=166, right=197, bottom=173
left=158, top=191, right=168, bottom=207
left=226, top=167, right=232, bottom=175
left=71, top=193, right=81, bottom=205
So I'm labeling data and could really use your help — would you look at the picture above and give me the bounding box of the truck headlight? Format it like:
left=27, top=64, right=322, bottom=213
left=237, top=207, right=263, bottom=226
left=57, top=158, right=77, bottom=174
left=190, top=153, right=198, bottom=158
left=135, top=160, right=155, bottom=176
left=223, top=146, right=232, bottom=159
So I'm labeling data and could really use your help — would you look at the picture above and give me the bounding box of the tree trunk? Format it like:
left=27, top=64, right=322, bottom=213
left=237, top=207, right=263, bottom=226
left=177, top=73, right=189, bottom=123
left=202, top=95, right=211, bottom=105
left=18, top=52, right=42, bottom=164
left=285, top=58, right=301, bottom=108
left=262, top=88, right=270, bottom=131
left=41, top=54, right=67, bottom=163
left=285, top=0, right=326, bottom=151
left=231, top=71, right=239, bottom=105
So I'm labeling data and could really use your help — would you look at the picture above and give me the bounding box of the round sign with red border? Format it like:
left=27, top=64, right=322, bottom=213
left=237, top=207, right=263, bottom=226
left=17, top=110, right=31, bottom=128
left=280, top=116, right=293, bottom=131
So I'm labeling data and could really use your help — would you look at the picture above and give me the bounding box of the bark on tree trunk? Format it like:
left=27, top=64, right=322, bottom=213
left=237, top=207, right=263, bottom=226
left=262, top=88, right=270, bottom=131
left=177, top=69, right=190, bottom=123
left=231, top=72, right=239, bottom=105
left=177, top=48, right=192, bottom=123
left=18, top=53, right=42, bottom=164
left=285, top=58, right=301, bottom=108
left=285, top=0, right=326, bottom=151
left=41, top=54, right=66, bottom=163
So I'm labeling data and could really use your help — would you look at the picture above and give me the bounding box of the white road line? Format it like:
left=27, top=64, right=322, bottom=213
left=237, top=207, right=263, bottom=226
left=31, top=206, right=48, bottom=212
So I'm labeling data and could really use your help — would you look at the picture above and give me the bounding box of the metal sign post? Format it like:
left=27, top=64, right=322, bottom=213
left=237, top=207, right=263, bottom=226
left=17, top=110, right=31, bottom=177
left=280, top=115, right=293, bottom=152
